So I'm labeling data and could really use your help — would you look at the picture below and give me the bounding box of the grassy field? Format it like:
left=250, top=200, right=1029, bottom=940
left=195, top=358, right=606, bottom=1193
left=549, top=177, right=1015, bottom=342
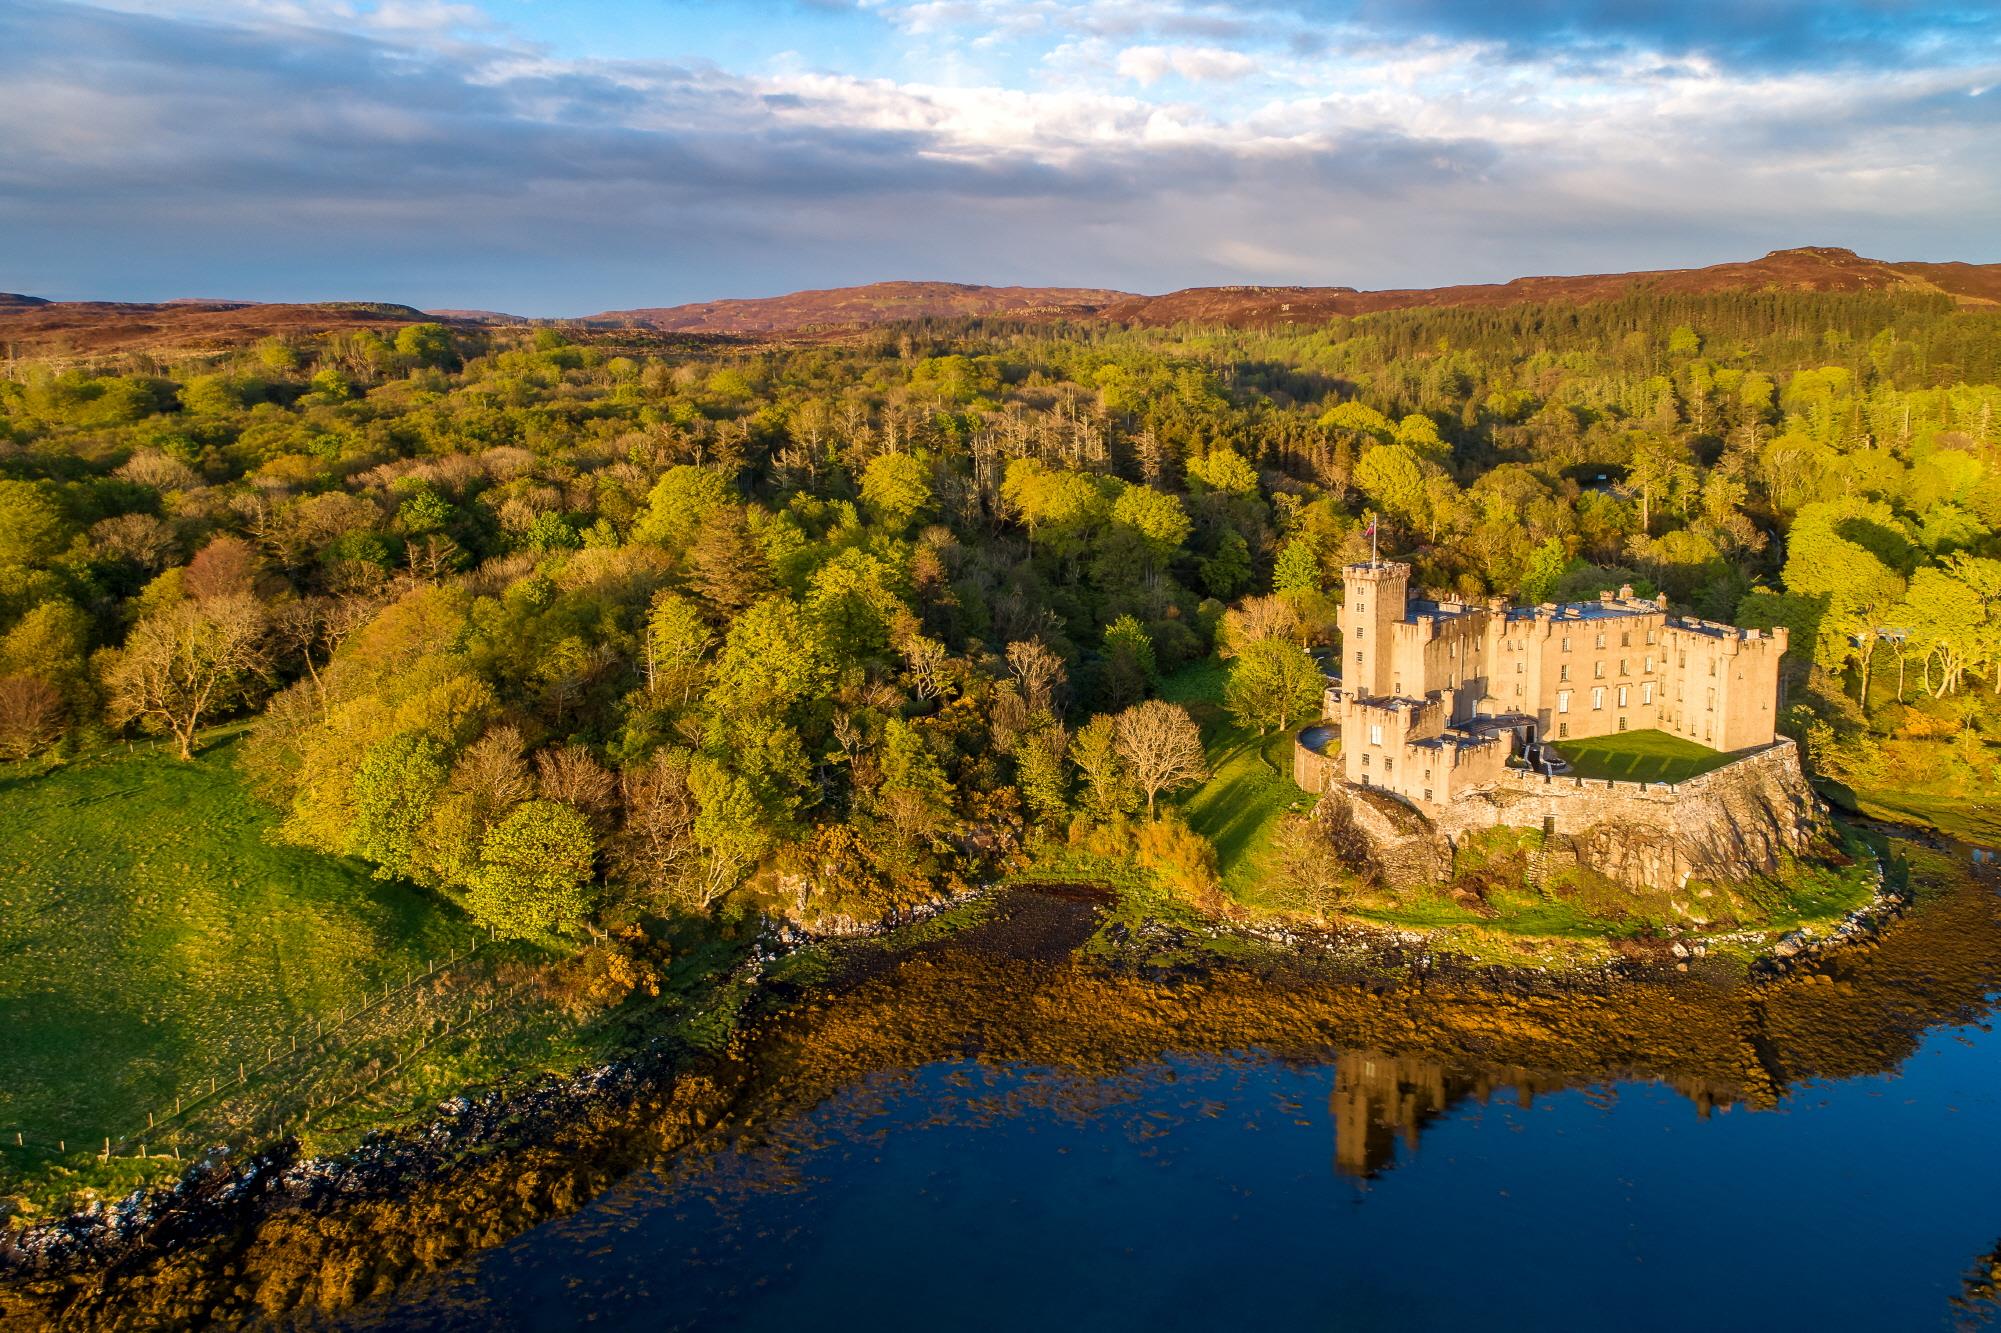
left=1160, top=659, right=1314, bottom=900
left=0, top=738, right=484, bottom=1157
left=1554, top=729, right=1735, bottom=784
left=1823, top=781, right=2001, bottom=849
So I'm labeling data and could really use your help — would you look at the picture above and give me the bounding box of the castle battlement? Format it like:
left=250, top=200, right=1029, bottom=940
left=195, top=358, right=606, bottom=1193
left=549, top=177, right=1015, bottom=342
left=1331, top=560, right=1787, bottom=811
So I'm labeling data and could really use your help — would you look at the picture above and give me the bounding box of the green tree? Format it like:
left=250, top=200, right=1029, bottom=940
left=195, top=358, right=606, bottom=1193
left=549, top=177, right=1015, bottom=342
left=0, top=481, right=70, bottom=566
left=860, top=452, right=932, bottom=529
left=1224, top=638, right=1324, bottom=735
left=349, top=732, right=451, bottom=878
left=1272, top=535, right=1322, bottom=594
left=1352, top=444, right=1426, bottom=529
left=1186, top=447, right=1258, bottom=495
left=634, top=465, right=734, bottom=548
left=467, top=799, right=598, bottom=937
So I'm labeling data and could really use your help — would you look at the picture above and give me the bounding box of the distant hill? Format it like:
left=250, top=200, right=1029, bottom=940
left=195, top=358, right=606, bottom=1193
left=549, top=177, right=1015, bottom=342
left=1095, top=248, right=2001, bottom=327
left=0, top=299, right=454, bottom=358
left=6, top=248, right=1997, bottom=357
left=584, top=280, right=1130, bottom=334
left=585, top=248, right=2001, bottom=335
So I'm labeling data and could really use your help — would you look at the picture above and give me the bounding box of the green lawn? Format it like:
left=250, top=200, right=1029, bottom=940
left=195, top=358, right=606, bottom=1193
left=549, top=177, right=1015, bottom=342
left=1160, top=659, right=1314, bottom=899
left=0, top=739, right=483, bottom=1156
left=1554, top=729, right=1735, bottom=784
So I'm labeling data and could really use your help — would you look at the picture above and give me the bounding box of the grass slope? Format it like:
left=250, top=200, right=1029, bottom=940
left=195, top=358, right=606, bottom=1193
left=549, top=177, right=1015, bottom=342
left=1160, top=659, right=1313, bottom=900
left=0, top=739, right=481, bottom=1150
left=1554, top=729, right=1735, bottom=784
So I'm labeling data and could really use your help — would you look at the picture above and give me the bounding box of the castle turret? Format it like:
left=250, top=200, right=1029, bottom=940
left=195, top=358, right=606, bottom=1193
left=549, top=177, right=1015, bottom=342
left=1341, top=560, right=1409, bottom=698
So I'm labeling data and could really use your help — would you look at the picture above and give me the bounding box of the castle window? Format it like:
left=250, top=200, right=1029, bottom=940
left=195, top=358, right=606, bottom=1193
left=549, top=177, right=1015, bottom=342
left=1369, top=725, right=1383, bottom=746
left=1621, top=632, right=1631, bottom=647
left=1618, top=717, right=1628, bottom=731
left=1706, top=689, right=1716, bottom=709
left=1355, top=626, right=1364, bottom=639
left=1619, top=658, right=1628, bottom=675
left=1617, top=686, right=1628, bottom=707
left=1645, top=655, right=1654, bottom=673
left=1356, top=600, right=1364, bottom=613
left=1383, top=758, right=1393, bottom=774
left=1557, top=690, right=1571, bottom=713
left=1514, top=683, right=1523, bottom=697
left=1355, top=651, right=1363, bottom=664
left=1592, top=687, right=1605, bottom=710
left=1516, top=660, right=1524, bottom=673
left=1560, top=665, right=1570, bottom=682
left=1709, top=660, right=1717, bottom=676
left=1559, top=723, right=1570, bottom=738
left=1643, top=683, right=1655, bottom=704
left=1423, top=789, right=1433, bottom=802
left=1594, top=662, right=1604, bottom=679
left=1562, top=637, right=1571, bottom=652
left=1679, top=652, right=1687, bottom=668
left=1595, top=633, right=1606, bottom=649
left=1647, top=631, right=1657, bottom=645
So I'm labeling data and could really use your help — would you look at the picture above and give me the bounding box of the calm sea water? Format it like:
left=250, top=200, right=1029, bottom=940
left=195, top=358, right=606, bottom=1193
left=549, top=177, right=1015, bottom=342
left=349, top=1011, right=2001, bottom=1332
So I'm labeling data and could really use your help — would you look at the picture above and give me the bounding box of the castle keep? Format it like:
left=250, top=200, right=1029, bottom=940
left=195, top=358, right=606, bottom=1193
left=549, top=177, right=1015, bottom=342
left=1333, top=560, right=1786, bottom=810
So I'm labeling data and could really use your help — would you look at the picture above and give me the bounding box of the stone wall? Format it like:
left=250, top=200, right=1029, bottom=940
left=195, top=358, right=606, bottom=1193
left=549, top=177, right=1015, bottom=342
left=1310, top=738, right=1824, bottom=892
left=1432, top=739, right=1821, bottom=889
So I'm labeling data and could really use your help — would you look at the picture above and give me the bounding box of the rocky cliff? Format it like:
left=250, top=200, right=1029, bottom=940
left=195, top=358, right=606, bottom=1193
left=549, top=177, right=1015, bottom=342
left=1359, top=740, right=1824, bottom=891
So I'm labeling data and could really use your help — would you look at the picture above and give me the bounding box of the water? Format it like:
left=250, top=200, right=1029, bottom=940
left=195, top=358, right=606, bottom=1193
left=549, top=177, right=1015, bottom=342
left=351, top=1018, right=2001, bottom=1331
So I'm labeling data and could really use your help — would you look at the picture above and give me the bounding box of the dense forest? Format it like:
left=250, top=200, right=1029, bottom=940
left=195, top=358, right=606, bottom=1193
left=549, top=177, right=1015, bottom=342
left=2, top=291, right=1997, bottom=989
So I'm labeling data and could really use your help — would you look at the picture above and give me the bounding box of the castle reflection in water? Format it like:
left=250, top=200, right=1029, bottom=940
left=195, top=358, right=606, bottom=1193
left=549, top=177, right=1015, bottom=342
left=1329, top=1050, right=1735, bottom=1179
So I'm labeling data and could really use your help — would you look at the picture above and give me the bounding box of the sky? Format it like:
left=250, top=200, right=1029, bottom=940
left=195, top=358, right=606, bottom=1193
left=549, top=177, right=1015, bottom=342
left=2, top=0, right=1999, bottom=315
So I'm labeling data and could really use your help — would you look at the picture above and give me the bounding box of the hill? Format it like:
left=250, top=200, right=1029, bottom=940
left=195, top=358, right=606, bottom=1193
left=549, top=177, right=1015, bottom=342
left=583, top=280, right=1130, bottom=333
left=0, top=298, right=455, bottom=359
left=1096, top=247, right=2001, bottom=327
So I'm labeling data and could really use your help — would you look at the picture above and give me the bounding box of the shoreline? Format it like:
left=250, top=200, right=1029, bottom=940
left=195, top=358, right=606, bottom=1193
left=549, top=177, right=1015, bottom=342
left=0, top=836, right=1944, bottom=1307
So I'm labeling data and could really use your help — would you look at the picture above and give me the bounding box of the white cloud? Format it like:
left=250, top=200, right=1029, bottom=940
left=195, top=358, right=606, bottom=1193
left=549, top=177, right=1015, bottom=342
left=1115, top=43, right=1259, bottom=85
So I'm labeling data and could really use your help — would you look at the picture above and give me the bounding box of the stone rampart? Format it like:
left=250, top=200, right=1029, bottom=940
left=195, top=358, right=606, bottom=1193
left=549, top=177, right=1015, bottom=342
left=1432, top=739, right=1821, bottom=889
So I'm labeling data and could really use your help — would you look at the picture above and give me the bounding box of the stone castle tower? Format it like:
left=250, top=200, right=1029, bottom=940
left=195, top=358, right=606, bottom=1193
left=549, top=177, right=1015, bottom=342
left=1340, top=560, right=1409, bottom=700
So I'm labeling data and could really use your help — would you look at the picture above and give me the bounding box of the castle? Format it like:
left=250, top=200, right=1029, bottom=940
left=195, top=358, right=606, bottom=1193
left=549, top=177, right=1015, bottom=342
left=1329, top=560, right=1787, bottom=811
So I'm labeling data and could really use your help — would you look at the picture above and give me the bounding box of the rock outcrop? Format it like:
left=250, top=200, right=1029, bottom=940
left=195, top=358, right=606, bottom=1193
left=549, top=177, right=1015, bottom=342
left=1342, top=740, right=1823, bottom=891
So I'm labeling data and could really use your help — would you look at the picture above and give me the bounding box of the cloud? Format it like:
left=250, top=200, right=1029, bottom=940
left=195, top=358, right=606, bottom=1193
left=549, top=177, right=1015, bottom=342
left=1115, top=43, right=1259, bottom=85
left=0, top=0, right=1996, bottom=313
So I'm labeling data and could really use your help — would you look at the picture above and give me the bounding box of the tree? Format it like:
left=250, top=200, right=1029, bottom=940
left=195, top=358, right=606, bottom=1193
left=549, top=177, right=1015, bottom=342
left=0, top=674, right=63, bottom=760
left=860, top=452, right=932, bottom=528
left=686, top=757, right=775, bottom=910
left=1224, top=638, right=1323, bottom=735
left=1071, top=714, right=1138, bottom=821
left=635, top=465, right=734, bottom=548
left=102, top=594, right=267, bottom=759
left=1352, top=444, right=1426, bottom=529
left=1218, top=594, right=1299, bottom=658
left=643, top=590, right=713, bottom=702
left=0, top=480, right=72, bottom=565
left=467, top=800, right=598, bottom=937
left=1271, top=537, right=1322, bottom=595
left=1102, top=614, right=1155, bottom=707
left=349, top=732, right=451, bottom=878
left=1005, top=638, right=1067, bottom=718
left=1185, top=447, right=1258, bottom=495
left=1112, top=699, right=1208, bottom=818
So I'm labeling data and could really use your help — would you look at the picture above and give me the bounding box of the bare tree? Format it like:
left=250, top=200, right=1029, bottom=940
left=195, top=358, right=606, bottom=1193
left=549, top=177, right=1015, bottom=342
left=1112, top=699, right=1209, bottom=818
left=615, top=750, right=698, bottom=896
left=1005, top=638, right=1066, bottom=718
left=901, top=634, right=951, bottom=704
left=0, top=674, right=63, bottom=759
left=1219, top=595, right=1301, bottom=657
left=536, top=744, right=620, bottom=833
left=102, top=594, right=268, bottom=759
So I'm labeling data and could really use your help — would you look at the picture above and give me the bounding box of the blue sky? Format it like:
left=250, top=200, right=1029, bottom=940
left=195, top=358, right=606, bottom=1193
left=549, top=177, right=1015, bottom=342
left=2, top=0, right=1998, bottom=314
